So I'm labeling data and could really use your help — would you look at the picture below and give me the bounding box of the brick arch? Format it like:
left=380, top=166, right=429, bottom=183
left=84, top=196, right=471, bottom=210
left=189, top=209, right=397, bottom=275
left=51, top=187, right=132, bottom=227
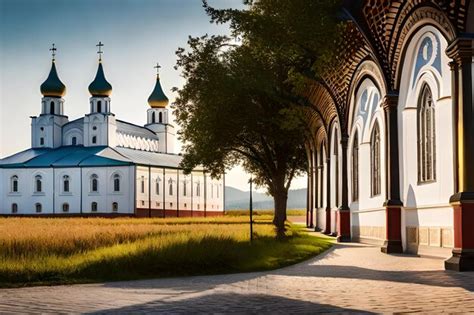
left=391, top=5, right=457, bottom=90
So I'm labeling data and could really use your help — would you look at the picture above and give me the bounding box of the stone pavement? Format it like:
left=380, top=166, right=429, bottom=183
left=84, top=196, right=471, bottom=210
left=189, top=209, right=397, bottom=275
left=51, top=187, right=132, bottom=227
left=1, top=235, right=473, bottom=314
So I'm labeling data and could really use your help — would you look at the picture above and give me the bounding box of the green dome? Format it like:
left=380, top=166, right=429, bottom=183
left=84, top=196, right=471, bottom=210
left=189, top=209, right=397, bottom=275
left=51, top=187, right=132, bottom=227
left=88, top=62, right=112, bottom=97
left=40, top=61, right=66, bottom=98
left=148, top=75, right=169, bottom=108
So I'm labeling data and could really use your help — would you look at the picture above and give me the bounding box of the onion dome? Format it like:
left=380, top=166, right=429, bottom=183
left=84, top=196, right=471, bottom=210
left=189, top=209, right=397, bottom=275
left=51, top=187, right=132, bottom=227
left=40, top=61, right=66, bottom=98
left=148, top=75, right=169, bottom=108
left=88, top=62, right=112, bottom=97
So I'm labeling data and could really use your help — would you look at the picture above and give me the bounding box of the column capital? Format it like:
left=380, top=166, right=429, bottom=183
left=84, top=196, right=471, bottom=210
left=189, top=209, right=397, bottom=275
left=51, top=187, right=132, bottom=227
left=382, top=93, right=399, bottom=111
left=446, top=36, right=474, bottom=65
left=340, top=133, right=349, bottom=148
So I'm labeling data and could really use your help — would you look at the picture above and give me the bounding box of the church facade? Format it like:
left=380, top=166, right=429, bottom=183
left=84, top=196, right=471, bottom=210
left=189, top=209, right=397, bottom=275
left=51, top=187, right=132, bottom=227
left=304, top=0, right=474, bottom=271
left=0, top=45, right=224, bottom=218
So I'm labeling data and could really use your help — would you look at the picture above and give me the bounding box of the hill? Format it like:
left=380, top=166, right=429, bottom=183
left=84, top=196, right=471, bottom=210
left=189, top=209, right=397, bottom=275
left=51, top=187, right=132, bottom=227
left=225, top=186, right=307, bottom=210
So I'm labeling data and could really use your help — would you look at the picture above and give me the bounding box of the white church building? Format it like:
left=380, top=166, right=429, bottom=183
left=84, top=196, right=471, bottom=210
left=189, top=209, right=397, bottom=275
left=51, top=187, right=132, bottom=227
left=0, top=44, right=224, bottom=217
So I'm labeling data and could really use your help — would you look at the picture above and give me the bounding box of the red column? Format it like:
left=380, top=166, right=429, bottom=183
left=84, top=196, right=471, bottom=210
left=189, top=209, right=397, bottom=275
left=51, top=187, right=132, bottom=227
left=445, top=38, right=474, bottom=271
left=337, top=133, right=350, bottom=242
left=381, top=94, right=403, bottom=254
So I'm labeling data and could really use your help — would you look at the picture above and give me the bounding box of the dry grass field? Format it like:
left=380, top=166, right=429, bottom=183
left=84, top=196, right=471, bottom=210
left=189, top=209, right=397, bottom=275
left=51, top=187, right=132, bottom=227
left=0, top=214, right=331, bottom=287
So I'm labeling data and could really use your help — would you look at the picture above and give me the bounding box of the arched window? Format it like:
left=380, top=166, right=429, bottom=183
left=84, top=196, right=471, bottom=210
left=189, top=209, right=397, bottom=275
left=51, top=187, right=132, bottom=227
left=183, top=180, right=187, bottom=196
left=11, top=203, right=18, bottom=213
left=159, top=112, right=163, bottom=123
left=113, top=174, right=120, bottom=192
left=168, top=178, right=173, bottom=196
left=217, top=184, right=220, bottom=198
left=92, top=136, right=97, bottom=144
left=50, top=101, right=55, bottom=115
left=91, top=202, right=98, bottom=212
left=62, top=203, right=69, bottom=212
left=71, top=137, right=77, bottom=146
left=140, top=176, right=145, bottom=193
left=11, top=175, right=19, bottom=193
left=352, top=133, right=359, bottom=202
left=97, top=100, right=102, bottom=113
left=91, top=174, right=98, bottom=192
left=156, top=177, right=161, bottom=195
left=62, top=175, right=70, bottom=193
left=35, top=203, right=42, bottom=213
left=196, top=181, right=200, bottom=197
left=152, top=112, right=156, bottom=123
left=40, top=137, right=44, bottom=146
left=418, top=84, right=436, bottom=182
left=112, top=202, right=118, bottom=212
left=35, top=175, right=42, bottom=193
left=370, top=123, right=381, bottom=196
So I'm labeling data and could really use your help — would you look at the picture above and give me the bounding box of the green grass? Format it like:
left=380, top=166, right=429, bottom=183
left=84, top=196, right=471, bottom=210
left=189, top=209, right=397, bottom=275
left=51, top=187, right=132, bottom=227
left=225, top=209, right=306, bottom=216
left=0, top=216, right=332, bottom=288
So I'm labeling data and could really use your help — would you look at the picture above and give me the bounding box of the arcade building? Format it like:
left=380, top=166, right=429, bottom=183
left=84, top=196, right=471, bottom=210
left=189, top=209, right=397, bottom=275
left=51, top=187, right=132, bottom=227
left=304, top=0, right=474, bottom=271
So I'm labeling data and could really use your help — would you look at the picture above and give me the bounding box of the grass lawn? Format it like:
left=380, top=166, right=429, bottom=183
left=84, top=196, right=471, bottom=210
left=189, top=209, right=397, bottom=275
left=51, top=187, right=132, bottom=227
left=0, top=214, right=332, bottom=288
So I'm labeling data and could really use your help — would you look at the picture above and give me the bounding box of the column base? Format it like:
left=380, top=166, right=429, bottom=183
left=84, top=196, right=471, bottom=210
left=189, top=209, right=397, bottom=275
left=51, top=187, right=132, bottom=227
left=381, top=240, right=403, bottom=254
left=337, top=235, right=351, bottom=242
left=445, top=249, right=474, bottom=271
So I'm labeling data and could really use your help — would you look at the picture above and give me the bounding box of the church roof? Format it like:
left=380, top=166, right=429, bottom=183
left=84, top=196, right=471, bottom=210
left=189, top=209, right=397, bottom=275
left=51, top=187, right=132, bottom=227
left=88, top=62, right=112, bottom=97
left=40, top=61, right=66, bottom=98
left=116, top=120, right=159, bottom=141
left=0, top=145, right=194, bottom=169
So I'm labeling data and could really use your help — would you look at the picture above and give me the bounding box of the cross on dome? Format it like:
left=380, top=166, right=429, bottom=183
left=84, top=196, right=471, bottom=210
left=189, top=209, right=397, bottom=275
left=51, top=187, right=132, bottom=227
left=154, top=62, right=161, bottom=76
left=96, top=41, right=104, bottom=61
left=49, top=43, right=57, bottom=61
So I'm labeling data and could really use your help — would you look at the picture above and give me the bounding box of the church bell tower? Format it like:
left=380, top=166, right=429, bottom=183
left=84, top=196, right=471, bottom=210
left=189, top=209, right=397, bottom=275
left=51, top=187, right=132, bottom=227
left=83, top=41, right=117, bottom=147
left=31, top=44, right=69, bottom=149
left=145, top=63, right=175, bottom=154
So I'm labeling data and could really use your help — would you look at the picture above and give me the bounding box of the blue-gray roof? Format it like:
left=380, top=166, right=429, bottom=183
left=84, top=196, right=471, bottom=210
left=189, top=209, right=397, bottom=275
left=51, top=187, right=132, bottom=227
left=0, top=146, right=192, bottom=169
left=0, top=146, right=132, bottom=168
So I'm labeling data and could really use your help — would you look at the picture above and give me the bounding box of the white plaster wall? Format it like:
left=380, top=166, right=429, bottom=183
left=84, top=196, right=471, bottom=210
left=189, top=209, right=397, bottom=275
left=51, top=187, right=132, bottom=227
left=81, top=166, right=133, bottom=214
left=192, top=171, right=205, bottom=211
left=150, top=167, right=165, bottom=210
left=54, top=168, right=81, bottom=213
left=317, top=208, right=326, bottom=231
left=178, top=171, right=193, bottom=211
left=164, top=169, right=178, bottom=211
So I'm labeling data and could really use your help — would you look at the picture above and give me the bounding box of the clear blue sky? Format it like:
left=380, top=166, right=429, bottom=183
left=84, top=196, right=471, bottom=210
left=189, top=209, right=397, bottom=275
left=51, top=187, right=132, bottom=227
left=0, top=0, right=307, bottom=192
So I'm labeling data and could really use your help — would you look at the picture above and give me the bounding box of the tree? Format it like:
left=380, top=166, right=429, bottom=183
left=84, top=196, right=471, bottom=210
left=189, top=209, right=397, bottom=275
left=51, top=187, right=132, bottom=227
left=174, top=0, right=341, bottom=238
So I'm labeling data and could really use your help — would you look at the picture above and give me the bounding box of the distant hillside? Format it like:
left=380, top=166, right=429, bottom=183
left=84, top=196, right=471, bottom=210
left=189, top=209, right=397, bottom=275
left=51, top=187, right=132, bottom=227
left=225, top=186, right=307, bottom=210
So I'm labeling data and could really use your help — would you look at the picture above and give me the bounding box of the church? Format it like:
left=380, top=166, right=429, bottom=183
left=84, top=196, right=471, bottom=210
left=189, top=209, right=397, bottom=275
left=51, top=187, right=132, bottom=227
left=304, top=0, right=474, bottom=271
left=0, top=43, right=225, bottom=218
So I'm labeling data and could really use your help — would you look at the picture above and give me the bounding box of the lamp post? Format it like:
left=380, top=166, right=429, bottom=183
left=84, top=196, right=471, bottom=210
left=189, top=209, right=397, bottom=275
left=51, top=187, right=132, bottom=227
left=249, top=177, right=253, bottom=243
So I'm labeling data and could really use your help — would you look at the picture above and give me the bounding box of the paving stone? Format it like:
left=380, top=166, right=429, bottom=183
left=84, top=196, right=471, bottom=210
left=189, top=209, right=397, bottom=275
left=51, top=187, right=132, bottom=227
left=0, top=234, right=473, bottom=313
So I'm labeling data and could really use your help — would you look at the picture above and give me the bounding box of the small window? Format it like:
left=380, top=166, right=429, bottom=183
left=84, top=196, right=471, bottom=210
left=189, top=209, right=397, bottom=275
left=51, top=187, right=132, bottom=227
left=183, top=180, right=187, bottom=196
left=140, top=176, right=145, bottom=194
left=71, top=137, right=77, bottom=146
left=11, top=203, right=18, bottom=213
left=112, top=202, right=118, bottom=212
left=92, top=136, right=97, bottom=144
left=40, top=137, right=44, bottom=146
left=168, top=178, right=173, bottom=196
left=92, top=126, right=97, bottom=131
left=170, top=202, right=173, bottom=207
left=418, top=84, right=436, bottom=183
left=156, top=177, right=161, bottom=195
left=113, top=174, right=120, bottom=192
left=197, top=204, right=200, bottom=210
left=91, top=174, right=98, bottom=192
left=152, top=112, right=156, bottom=123
left=50, top=101, right=55, bottom=115
left=91, top=202, right=98, bottom=212
left=63, top=175, right=70, bottom=193
left=184, top=203, right=187, bottom=208
left=35, top=203, right=42, bottom=213
left=35, top=175, right=42, bottom=193
left=141, top=200, right=145, bottom=206
left=62, top=203, right=69, bottom=212
left=159, top=112, right=163, bottom=123
left=156, top=202, right=160, bottom=207
left=196, top=182, right=200, bottom=197
left=11, top=176, right=19, bottom=193
left=97, top=100, right=102, bottom=113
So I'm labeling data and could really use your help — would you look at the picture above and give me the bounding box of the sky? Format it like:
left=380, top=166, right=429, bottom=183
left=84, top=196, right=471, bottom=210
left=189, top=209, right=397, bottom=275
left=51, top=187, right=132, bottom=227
left=0, top=0, right=307, bottom=193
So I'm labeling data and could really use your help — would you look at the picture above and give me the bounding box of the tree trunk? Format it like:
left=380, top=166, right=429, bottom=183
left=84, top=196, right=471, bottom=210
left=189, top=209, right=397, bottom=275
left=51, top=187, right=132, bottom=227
left=273, top=186, right=288, bottom=240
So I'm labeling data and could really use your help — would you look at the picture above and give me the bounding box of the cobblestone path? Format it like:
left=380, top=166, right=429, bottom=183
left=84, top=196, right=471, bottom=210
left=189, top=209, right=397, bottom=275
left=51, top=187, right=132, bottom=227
left=1, top=236, right=473, bottom=314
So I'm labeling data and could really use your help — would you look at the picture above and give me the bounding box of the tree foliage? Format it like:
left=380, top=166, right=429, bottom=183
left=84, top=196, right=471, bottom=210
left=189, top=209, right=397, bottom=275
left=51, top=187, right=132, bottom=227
left=173, top=0, right=342, bottom=237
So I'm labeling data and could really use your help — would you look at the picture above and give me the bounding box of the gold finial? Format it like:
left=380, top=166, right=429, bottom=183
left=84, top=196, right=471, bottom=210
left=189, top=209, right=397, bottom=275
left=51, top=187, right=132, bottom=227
left=154, top=62, right=161, bottom=77
left=49, top=43, right=57, bottom=62
left=96, top=41, right=104, bottom=61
